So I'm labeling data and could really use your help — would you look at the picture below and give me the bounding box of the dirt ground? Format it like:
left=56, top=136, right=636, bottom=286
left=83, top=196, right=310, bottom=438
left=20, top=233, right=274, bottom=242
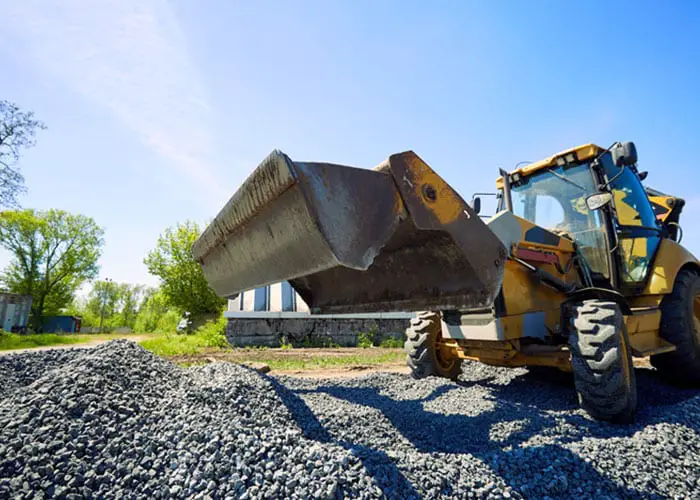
left=275, top=365, right=411, bottom=378
left=169, top=347, right=411, bottom=378
left=168, top=346, right=652, bottom=378
left=3, top=338, right=653, bottom=378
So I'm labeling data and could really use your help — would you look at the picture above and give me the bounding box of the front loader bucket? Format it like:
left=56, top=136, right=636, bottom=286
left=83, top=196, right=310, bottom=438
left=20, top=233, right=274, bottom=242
left=193, top=150, right=508, bottom=313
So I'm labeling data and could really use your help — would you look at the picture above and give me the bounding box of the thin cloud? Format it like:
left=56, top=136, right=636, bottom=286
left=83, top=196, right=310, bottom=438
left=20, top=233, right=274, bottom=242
left=2, top=0, right=226, bottom=201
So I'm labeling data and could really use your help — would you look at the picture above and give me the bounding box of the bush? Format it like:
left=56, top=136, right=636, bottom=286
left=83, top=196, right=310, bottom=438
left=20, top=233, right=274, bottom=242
left=379, top=337, right=404, bottom=348
left=139, top=315, right=228, bottom=356
left=196, top=315, right=228, bottom=348
left=155, top=310, right=180, bottom=333
left=357, top=331, right=376, bottom=348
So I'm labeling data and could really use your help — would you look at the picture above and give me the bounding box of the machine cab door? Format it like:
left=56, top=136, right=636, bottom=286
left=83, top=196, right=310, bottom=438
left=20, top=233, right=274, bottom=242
left=601, top=154, right=662, bottom=290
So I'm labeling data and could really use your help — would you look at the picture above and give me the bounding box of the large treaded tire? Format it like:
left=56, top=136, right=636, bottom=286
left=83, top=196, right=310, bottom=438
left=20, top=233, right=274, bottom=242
left=405, top=312, right=461, bottom=380
left=569, top=300, right=637, bottom=423
left=650, top=269, right=700, bottom=386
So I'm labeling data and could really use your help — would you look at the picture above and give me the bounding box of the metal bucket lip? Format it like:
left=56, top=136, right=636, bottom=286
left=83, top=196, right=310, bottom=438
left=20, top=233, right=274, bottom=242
left=192, top=150, right=297, bottom=263
left=193, top=150, right=408, bottom=299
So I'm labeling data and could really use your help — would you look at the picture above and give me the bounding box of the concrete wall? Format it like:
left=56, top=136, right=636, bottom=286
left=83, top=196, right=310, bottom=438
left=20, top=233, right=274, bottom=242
left=226, top=317, right=410, bottom=347
left=226, top=281, right=413, bottom=347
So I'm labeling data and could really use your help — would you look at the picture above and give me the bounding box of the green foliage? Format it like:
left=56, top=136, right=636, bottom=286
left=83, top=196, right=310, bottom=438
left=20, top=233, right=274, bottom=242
left=357, top=328, right=403, bottom=348
left=139, top=315, right=228, bottom=356
left=63, top=297, right=100, bottom=329
left=0, top=332, right=87, bottom=350
left=279, top=336, right=294, bottom=350
left=133, top=289, right=169, bottom=332
left=117, top=283, right=145, bottom=328
left=0, top=209, right=104, bottom=330
left=196, top=315, right=229, bottom=349
left=0, top=101, right=46, bottom=208
left=379, top=337, right=404, bottom=348
left=155, top=310, right=180, bottom=334
left=357, top=332, right=374, bottom=348
left=357, top=326, right=382, bottom=348
left=0, top=332, right=157, bottom=351
left=144, top=221, right=225, bottom=315
left=80, top=280, right=146, bottom=330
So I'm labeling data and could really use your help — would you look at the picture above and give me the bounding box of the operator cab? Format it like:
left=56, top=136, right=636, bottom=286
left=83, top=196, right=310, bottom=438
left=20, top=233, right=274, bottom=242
left=492, top=142, right=667, bottom=294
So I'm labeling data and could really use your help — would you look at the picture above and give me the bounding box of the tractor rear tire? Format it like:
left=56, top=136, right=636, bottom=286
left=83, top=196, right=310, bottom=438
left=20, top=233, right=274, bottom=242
left=569, top=300, right=637, bottom=423
left=650, top=269, right=700, bottom=386
left=405, top=312, right=461, bottom=380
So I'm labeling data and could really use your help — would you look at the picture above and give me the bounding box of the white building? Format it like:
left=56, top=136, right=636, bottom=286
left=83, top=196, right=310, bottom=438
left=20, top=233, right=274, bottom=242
left=227, top=281, right=308, bottom=315
left=225, top=281, right=413, bottom=321
left=224, top=282, right=413, bottom=347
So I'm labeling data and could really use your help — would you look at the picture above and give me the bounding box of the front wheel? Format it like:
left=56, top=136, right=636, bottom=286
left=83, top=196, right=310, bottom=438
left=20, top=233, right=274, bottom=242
left=650, top=269, right=700, bottom=385
left=404, top=312, right=462, bottom=380
left=569, top=300, right=637, bottom=423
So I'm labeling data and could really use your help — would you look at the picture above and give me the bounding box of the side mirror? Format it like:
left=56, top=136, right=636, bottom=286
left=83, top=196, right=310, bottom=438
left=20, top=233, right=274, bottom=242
left=638, top=171, right=648, bottom=181
left=586, top=192, right=613, bottom=211
left=471, top=197, right=482, bottom=214
left=611, top=141, right=638, bottom=167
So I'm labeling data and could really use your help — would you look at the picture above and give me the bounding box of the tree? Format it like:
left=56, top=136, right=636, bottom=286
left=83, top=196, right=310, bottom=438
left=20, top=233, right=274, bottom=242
left=0, top=209, right=104, bottom=330
left=0, top=101, right=46, bottom=207
left=85, top=279, right=119, bottom=330
left=119, top=283, right=145, bottom=328
left=82, top=281, right=145, bottom=331
left=144, top=221, right=225, bottom=315
left=133, top=288, right=179, bottom=333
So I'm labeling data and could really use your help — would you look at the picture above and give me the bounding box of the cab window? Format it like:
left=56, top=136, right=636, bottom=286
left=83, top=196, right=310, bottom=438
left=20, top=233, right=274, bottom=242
left=510, top=163, right=610, bottom=279
left=534, top=195, right=565, bottom=229
left=604, top=158, right=661, bottom=285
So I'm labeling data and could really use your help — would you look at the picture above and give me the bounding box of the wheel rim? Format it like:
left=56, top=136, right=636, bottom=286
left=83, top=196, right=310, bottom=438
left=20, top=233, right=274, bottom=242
left=435, top=340, right=457, bottom=372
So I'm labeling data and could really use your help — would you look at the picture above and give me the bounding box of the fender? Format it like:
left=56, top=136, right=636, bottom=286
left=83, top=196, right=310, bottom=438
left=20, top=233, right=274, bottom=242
left=643, top=239, right=700, bottom=295
left=562, top=287, right=632, bottom=315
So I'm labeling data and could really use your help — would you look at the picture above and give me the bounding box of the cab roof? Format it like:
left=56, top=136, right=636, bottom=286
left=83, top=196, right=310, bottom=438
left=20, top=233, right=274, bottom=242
left=496, top=143, right=605, bottom=189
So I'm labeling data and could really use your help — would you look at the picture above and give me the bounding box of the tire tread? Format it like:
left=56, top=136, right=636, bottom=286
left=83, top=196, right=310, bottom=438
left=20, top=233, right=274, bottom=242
left=569, top=300, right=637, bottom=422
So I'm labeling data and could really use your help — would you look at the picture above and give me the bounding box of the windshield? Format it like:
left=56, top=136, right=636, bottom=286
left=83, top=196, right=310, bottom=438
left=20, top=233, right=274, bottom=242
left=603, top=158, right=661, bottom=284
left=508, top=163, right=610, bottom=279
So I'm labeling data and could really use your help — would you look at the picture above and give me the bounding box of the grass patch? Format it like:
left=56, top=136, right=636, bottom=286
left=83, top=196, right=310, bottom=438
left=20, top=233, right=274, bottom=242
left=139, top=316, right=229, bottom=357
left=261, top=351, right=404, bottom=371
left=379, top=337, right=404, bottom=348
left=0, top=333, right=90, bottom=350
left=0, top=332, right=153, bottom=351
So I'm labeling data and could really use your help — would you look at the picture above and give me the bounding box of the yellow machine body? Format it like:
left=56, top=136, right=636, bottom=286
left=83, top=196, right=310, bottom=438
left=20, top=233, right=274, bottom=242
left=438, top=144, right=698, bottom=370
left=194, top=142, right=698, bottom=372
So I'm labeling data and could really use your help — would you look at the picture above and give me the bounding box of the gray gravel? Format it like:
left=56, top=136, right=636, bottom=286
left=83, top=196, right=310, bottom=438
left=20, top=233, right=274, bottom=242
left=0, top=340, right=698, bottom=499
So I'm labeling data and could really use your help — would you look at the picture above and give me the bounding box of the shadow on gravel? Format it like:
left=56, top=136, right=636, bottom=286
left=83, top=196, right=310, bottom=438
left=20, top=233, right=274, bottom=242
left=267, top=366, right=699, bottom=497
left=297, top=383, right=646, bottom=496
left=265, top=375, right=422, bottom=498
left=485, top=367, right=700, bottom=440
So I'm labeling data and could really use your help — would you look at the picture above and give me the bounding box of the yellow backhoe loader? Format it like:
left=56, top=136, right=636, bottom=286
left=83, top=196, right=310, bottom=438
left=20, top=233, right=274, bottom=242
left=193, top=141, right=699, bottom=423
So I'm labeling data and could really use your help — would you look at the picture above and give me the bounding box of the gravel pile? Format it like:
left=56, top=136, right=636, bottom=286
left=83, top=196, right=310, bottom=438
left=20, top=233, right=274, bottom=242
left=1, top=340, right=699, bottom=498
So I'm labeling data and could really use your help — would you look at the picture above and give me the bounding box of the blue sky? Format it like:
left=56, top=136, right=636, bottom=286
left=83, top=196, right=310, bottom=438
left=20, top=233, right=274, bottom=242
left=1, top=1, right=699, bottom=289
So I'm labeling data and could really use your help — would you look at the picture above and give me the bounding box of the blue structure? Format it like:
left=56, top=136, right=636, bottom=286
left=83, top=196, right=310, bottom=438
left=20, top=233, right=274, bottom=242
left=42, top=316, right=82, bottom=333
